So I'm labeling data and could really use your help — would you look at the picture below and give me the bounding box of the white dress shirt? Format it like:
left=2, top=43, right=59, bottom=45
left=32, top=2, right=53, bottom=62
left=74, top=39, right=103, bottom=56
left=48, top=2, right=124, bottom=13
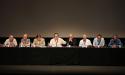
left=49, top=38, right=66, bottom=47
left=79, top=39, right=92, bottom=48
left=4, top=39, right=17, bottom=47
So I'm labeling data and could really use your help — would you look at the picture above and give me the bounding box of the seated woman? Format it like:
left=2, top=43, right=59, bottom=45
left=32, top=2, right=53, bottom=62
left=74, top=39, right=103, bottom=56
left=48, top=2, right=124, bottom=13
left=79, top=34, right=92, bottom=48
left=66, top=34, right=77, bottom=47
left=93, top=34, right=105, bottom=48
left=108, top=35, right=122, bottom=48
left=20, top=34, right=30, bottom=47
left=32, top=34, right=45, bottom=47
left=49, top=33, right=66, bottom=47
left=4, top=35, right=18, bottom=47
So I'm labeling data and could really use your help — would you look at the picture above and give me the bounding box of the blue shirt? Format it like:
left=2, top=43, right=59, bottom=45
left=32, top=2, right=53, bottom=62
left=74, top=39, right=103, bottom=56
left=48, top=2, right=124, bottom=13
left=108, top=39, right=122, bottom=48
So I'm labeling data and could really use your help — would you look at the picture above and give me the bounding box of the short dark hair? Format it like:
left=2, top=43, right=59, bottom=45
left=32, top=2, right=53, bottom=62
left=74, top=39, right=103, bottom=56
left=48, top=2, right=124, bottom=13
left=97, top=34, right=102, bottom=37
left=54, top=33, right=59, bottom=36
left=36, top=34, right=41, bottom=38
left=113, top=35, right=118, bottom=38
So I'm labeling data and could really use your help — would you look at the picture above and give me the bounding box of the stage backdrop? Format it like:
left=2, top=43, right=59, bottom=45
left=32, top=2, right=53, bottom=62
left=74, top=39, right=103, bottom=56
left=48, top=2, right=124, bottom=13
left=0, top=0, right=125, bottom=37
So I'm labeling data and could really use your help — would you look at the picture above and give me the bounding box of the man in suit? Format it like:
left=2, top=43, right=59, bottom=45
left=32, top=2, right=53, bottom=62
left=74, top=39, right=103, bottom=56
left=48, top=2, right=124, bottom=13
left=66, top=34, right=77, bottom=47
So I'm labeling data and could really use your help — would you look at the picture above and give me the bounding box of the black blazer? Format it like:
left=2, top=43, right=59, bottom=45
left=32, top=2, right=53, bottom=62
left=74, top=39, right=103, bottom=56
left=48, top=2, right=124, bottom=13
left=66, top=38, right=77, bottom=46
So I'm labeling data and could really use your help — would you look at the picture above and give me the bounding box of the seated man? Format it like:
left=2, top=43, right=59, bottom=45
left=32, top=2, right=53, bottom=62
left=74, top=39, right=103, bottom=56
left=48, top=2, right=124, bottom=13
left=49, top=33, right=66, bottom=47
left=66, top=34, right=77, bottom=47
left=20, top=34, right=30, bottom=47
left=79, top=34, right=92, bottom=48
left=108, top=35, right=122, bottom=48
left=93, top=34, right=105, bottom=48
left=32, top=34, right=45, bottom=47
left=4, top=35, right=18, bottom=47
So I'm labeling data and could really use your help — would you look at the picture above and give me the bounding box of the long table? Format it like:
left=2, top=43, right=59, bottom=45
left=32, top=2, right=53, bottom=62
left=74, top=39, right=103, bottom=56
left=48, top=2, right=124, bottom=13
left=0, top=47, right=125, bottom=66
